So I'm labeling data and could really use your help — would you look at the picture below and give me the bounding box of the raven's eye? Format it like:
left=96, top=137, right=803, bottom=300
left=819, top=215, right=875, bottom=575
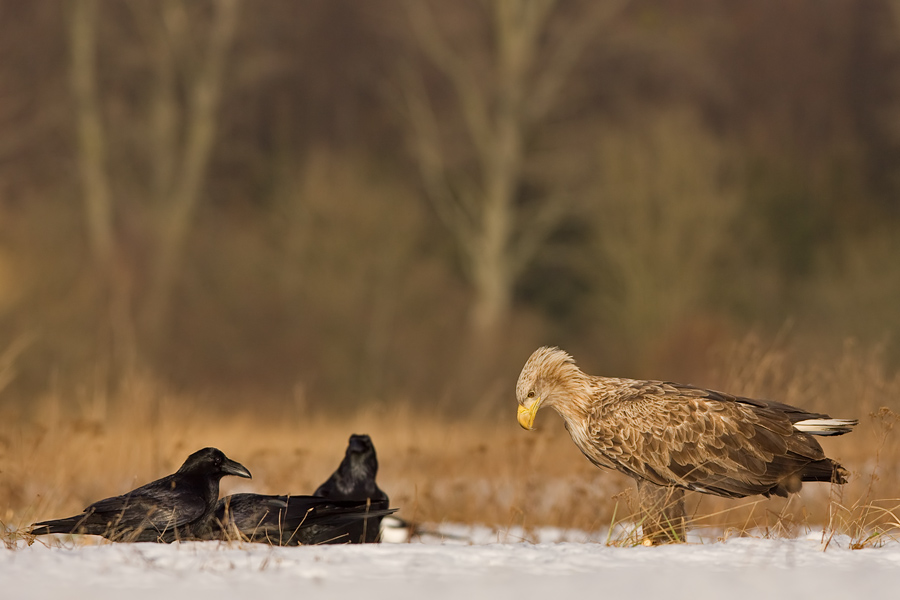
left=527, top=390, right=535, bottom=398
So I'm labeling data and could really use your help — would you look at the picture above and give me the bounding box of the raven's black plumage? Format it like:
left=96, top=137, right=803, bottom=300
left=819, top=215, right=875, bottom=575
left=30, top=447, right=251, bottom=542
left=205, top=493, right=396, bottom=545
left=313, top=434, right=389, bottom=543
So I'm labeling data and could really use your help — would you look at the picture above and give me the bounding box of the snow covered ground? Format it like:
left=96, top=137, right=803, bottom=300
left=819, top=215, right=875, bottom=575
left=3, top=525, right=899, bottom=600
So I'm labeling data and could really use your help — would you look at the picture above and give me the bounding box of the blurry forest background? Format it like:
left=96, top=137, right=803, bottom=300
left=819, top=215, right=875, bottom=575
left=2, top=0, right=900, bottom=419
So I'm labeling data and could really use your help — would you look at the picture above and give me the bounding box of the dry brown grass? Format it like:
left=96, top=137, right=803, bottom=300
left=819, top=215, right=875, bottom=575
left=1, top=337, right=898, bottom=546
left=0, top=379, right=620, bottom=541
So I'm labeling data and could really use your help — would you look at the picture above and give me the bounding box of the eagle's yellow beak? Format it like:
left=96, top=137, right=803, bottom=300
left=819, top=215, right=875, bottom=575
left=517, top=400, right=540, bottom=430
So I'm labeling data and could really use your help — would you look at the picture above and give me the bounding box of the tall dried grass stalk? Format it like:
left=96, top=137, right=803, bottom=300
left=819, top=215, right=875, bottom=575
left=1, top=338, right=898, bottom=545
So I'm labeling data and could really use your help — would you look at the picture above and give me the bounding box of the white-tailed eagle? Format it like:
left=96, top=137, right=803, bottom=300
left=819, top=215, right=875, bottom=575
left=515, top=346, right=856, bottom=543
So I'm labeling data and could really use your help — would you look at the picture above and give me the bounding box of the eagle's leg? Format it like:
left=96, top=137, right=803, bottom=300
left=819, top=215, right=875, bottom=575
left=636, top=479, right=686, bottom=544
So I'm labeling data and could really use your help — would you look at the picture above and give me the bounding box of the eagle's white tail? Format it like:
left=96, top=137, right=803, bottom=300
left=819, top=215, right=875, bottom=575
left=793, top=418, right=858, bottom=436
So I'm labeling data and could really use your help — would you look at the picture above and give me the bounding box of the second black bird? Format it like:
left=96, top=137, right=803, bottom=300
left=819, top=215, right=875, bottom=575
left=313, top=433, right=390, bottom=543
left=207, top=493, right=396, bottom=545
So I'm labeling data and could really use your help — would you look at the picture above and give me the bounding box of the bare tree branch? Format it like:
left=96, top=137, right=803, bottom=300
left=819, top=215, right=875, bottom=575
left=70, top=0, right=140, bottom=384
left=69, top=0, right=114, bottom=268
left=397, top=63, right=478, bottom=256
left=406, top=1, right=493, bottom=166
left=145, top=0, right=240, bottom=335
left=494, top=0, right=556, bottom=84
left=508, top=194, right=571, bottom=280
left=400, top=0, right=604, bottom=354
left=528, top=0, right=626, bottom=124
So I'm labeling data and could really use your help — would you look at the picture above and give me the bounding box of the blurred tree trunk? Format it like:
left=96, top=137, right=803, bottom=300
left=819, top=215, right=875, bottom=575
left=142, top=0, right=240, bottom=344
left=401, top=0, right=617, bottom=387
left=69, top=0, right=240, bottom=377
left=70, top=0, right=113, bottom=269
left=69, top=0, right=136, bottom=392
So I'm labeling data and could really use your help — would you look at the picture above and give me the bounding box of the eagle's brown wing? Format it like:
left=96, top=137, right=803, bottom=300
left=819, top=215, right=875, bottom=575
left=585, top=381, right=829, bottom=498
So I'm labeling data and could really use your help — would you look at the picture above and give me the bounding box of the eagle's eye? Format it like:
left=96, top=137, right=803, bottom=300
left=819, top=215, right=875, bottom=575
left=527, top=390, right=535, bottom=398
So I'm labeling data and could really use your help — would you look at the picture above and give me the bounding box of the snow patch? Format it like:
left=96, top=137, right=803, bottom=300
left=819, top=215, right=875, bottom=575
left=3, top=527, right=899, bottom=600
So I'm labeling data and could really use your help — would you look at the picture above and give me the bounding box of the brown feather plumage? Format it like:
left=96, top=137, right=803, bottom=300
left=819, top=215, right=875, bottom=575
left=516, top=346, right=856, bottom=499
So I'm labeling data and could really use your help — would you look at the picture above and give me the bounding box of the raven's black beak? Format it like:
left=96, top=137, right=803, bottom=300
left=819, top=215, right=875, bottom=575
left=348, top=435, right=372, bottom=453
left=222, top=457, right=252, bottom=479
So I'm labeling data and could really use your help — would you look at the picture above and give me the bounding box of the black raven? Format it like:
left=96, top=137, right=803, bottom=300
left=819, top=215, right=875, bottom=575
left=30, top=447, right=251, bottom=542
left=313, top=434, right=389, bottom=543
left=205, top=493, right=396, bottom=545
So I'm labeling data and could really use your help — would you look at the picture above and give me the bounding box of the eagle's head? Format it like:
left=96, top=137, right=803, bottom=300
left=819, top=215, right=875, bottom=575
left=515, top=346, right=579, bottom=430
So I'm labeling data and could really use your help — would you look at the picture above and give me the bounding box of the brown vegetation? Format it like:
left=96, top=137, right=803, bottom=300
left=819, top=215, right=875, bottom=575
left=1, top=1, right=900, bottom=545
left=2, top=338, right=898, bottom=545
